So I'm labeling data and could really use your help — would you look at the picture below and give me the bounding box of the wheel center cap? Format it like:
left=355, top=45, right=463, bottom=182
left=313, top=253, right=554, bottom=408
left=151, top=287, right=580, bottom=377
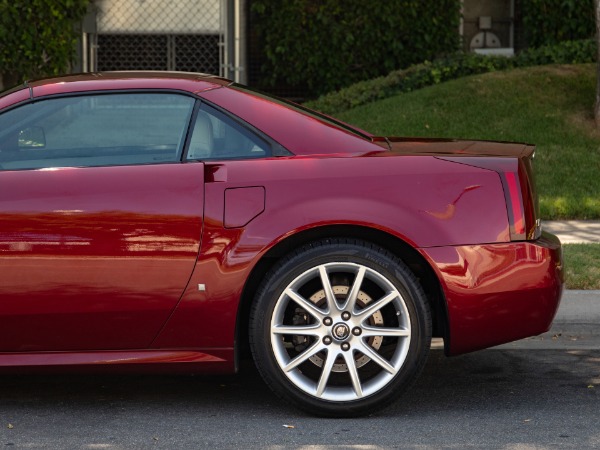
left=332, top=323, right=350, bottom=341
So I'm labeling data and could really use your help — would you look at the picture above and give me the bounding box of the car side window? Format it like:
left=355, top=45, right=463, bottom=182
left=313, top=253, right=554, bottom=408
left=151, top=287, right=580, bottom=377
left=187, top=103, right=270, bottom=160
left=0, top=93, right=194, bottom=170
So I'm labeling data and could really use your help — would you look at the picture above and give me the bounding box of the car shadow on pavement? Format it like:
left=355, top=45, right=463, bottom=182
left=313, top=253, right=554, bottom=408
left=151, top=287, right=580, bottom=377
left=0, top=348, right=596, bottom=418
left=0, top=348, right=598, bottom=449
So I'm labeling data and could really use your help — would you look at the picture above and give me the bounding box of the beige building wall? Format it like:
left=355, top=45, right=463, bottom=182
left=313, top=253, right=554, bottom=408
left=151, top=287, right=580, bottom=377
left=95, top=0, right=221, bottom=34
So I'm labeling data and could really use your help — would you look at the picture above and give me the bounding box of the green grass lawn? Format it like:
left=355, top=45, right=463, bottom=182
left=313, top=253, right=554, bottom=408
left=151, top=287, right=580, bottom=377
left=563, top=243, right=600, bottom=289
left=337, top=64, right=600, bottom=220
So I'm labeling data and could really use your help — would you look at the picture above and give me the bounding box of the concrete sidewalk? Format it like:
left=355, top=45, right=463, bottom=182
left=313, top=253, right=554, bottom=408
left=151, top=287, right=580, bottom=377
left=543, top=220, right=600, bottom=244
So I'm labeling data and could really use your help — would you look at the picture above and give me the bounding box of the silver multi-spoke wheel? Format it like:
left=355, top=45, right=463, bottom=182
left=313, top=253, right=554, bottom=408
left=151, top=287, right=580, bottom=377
left=271, top=262, right=411, bottom=402
left=250, top=240, right=431, bottom=417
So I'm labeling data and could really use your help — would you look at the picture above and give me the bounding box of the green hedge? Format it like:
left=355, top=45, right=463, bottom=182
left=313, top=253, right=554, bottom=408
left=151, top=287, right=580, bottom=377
left=251, top=0, right=460, bottom=97
left=304, top=39, right=597, bottom=115
left=0, top=0, right=89, bottom=89
left=522, top=0, right=595, bottom=47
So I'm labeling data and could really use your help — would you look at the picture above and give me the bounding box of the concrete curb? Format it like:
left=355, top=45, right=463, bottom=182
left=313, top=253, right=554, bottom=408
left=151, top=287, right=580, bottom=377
left=552, top=290, right=600, bottom=335
left=554, top=290, right=600, bottom=323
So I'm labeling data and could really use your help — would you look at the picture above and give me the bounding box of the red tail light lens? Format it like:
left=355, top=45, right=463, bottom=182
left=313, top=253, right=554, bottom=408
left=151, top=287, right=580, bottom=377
left=501, top=171, right=526, bottom=240
left=519, top=155, right=542, bottom=241
left=500, top=158, right=541, bottom=241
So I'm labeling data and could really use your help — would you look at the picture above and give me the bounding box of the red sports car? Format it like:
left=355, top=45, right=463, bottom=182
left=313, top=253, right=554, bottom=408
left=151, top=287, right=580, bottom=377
left=0, top=72, right=563, bottom=416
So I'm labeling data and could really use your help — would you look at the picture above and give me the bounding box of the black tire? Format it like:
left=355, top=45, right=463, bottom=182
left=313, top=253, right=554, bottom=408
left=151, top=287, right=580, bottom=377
left=249, top=238, right=431, bottom=417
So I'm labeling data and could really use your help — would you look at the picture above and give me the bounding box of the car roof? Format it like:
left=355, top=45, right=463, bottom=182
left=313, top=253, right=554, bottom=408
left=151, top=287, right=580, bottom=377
left=0, top=71, right=382, bottom=156
left=24, top=71, right=232, bottom=98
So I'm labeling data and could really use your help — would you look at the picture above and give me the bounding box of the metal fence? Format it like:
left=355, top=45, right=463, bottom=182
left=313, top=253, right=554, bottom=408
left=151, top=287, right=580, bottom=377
left=93, top=0, right=224, bottom=75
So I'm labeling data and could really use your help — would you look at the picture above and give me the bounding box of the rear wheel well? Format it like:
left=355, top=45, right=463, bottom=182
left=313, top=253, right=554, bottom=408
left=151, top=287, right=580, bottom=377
left=235, top=225, right=448, bottom=363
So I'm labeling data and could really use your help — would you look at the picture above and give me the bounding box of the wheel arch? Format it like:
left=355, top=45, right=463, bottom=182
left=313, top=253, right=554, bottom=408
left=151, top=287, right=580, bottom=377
left=235, top=224, right=449, bottom=363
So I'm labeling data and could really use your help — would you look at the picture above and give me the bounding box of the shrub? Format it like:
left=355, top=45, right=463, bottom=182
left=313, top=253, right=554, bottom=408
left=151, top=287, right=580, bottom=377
left=251, top=0, right=460, bottom=97
left=516, top=39, right=597, bottom=66
left=522, top=0, right=595, bottom=47
left=305, top=39, right=596, bottom=115
left=0, top=0, right=89, bottom=89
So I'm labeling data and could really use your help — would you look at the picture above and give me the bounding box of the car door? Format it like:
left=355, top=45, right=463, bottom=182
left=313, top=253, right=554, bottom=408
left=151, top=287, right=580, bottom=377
left=0, top=92, right=204, bottom=352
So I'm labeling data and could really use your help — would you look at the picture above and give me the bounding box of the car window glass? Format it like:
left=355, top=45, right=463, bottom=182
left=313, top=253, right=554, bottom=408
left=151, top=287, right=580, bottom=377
left=0, top=93, right=194, bottom=170
left=187, top=103, right=270, bottom=160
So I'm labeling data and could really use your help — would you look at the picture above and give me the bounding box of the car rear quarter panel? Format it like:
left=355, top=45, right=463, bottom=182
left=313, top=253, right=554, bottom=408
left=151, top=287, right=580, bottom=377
left=154, top=154, right=510, bottom=349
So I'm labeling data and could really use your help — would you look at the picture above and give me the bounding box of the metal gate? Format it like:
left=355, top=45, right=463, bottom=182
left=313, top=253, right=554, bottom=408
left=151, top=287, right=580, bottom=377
left=82, top=0, right=243, bottom=81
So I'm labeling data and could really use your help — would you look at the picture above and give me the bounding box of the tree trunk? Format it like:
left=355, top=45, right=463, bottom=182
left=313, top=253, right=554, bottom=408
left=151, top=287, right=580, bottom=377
left=595, top=0, right=600, bottom=128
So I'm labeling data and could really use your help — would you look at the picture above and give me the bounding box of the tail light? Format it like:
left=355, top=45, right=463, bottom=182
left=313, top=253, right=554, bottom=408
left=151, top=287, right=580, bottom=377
left=518, top=154, right=541, bottom=241
left=499, top=157, right=540, bottom=241
left=501, top=171, right=526, bottom=239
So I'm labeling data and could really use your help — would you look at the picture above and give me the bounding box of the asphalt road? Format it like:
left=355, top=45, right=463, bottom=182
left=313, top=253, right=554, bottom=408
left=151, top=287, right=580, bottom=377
left=0, top=337, right=598, bottom=449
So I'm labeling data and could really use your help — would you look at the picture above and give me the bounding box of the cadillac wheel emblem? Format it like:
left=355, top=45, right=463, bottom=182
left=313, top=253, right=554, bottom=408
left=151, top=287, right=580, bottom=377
left=332, top=323, right=350, bottom=340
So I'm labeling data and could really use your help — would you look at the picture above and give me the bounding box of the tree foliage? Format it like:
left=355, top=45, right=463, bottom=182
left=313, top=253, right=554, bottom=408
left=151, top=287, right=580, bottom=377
left=595, top=0, right=600, bottom=128
left=522, top=0, right=595, bottom=47
left=0, top=0, right=89, bottom=89
left=251, top=0, right=460, bottom=97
